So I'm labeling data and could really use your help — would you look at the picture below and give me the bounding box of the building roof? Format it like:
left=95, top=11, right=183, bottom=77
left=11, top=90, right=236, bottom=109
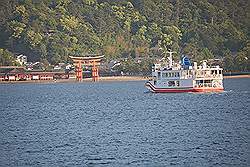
left=0, top=67, right=25, bottom=74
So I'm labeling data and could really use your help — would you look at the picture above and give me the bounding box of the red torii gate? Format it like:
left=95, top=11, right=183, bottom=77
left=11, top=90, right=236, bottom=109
left=69, top=55, right=104, bottom=82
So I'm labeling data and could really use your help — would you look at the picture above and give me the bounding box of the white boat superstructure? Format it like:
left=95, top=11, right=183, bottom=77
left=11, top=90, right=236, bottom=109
left=145, top=51, right=224, bottom=93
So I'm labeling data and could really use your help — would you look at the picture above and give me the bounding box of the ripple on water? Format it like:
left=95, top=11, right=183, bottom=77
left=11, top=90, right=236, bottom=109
left=0, top=79, right=249, bottom=166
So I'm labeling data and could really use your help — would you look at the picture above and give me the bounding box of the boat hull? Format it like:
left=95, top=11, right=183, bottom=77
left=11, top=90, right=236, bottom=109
left=145, top=81, right=223, bottom=93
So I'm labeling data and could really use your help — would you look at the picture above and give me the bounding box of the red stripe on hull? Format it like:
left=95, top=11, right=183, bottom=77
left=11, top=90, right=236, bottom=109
left=145, top=82, right=223, bottom=93
left=192, top=88, right=224, bottom=92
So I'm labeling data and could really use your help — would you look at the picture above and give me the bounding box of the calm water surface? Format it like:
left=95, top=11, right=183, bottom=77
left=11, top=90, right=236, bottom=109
left=0, top=78, right=249, bottom=167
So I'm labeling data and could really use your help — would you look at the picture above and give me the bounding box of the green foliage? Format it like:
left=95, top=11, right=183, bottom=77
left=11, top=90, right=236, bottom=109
left=115, top=58, right=153, bottom=75
left=25, top=29, right=43, bottom=47
left=0, top=48, right=20, bottom=66
left=0, top=0, right=248, bottom=72
left=59, top=15, right=79, bottom=32
left=8, top=20, right=26, bottom=38
left=83, top=0, right=96, bottom=6
left=223, top=50, right=234, bottom=72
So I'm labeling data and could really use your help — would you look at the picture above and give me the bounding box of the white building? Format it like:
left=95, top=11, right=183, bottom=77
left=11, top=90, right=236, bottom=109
left=16, top=54, right=27, bottom=65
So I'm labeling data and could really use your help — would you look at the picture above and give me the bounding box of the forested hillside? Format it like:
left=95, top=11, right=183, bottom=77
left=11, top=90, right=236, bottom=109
left=0, top=0, right=249, bottom=72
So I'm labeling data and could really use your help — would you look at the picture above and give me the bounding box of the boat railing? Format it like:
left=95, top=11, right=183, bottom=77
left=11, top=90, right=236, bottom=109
left=195, top=74, right=223, bottom=78
left=195, top=83, right=214, bottom=88
left=181, top=74, right=193, bottom=79
left=195, top=83, right=220, bottom=88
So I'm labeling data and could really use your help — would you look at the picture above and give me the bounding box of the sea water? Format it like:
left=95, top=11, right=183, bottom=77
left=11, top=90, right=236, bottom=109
left=0, top=78, right=249, bottom=166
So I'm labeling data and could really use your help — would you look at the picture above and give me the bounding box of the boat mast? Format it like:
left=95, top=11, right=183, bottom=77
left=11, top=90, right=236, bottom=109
left=158, top=41, right=176, bottom=68
left=166, top=50, right=175, bottom=68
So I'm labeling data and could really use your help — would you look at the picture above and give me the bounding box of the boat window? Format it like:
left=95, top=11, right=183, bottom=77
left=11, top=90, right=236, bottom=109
left=177, top=72, right=180, bottom=77
left=219, top=70, right=222, bottom=74
left=158, top=72, right=161, bottom=78
left=162, top=73, right=167, bottom=78
left=168, top=81, right=175, bottom=87
left=204, top=80, right=212, bottom=83
left=176, top=81, right=180, bottom=86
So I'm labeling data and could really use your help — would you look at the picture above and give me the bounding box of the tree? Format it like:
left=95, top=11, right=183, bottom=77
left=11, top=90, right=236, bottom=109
left=0, top=48, right=19, bottom=66
left=0, top=0, right=248, bottom=73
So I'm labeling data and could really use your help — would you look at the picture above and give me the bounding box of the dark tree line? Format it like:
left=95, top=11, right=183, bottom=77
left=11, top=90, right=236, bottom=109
left=0, top=0, right=249, bottom=72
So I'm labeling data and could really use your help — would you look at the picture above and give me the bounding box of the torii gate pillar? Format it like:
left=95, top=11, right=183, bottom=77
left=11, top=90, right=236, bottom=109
left=92, top=61, right=99, bottom=82
left=76, top=61, right=83, bottom=82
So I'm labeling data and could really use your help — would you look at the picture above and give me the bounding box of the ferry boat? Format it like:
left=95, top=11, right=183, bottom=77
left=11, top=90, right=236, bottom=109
left=145, top=51, right=224, bottom=93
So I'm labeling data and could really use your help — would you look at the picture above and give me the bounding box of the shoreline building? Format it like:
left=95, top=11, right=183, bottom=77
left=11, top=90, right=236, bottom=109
left=16, top=54, right=27, bottom=66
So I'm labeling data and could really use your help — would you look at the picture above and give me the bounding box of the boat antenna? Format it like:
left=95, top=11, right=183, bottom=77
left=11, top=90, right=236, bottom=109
left=160, top=46, right=176, bottom=68
left=166, top=49, right=176, bottom=68
left=158, top=41, right=176, bottom=67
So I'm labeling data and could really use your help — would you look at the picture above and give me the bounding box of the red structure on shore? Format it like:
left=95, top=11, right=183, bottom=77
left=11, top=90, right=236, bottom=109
left=0, top=66, right=74, bottom=81
left=0, top=55, right=104, bottom=82
left=69, top=55, right=104, bottom=82
left=0, top=66, right=26, bottom=81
